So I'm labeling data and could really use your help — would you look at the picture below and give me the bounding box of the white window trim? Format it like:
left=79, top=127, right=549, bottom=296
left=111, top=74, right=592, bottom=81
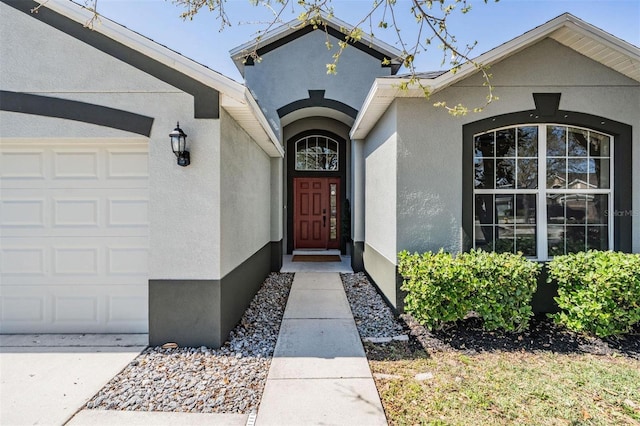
left=294, top=135, right=340, bottom=171
left=473, top=123, right=614, bottom=261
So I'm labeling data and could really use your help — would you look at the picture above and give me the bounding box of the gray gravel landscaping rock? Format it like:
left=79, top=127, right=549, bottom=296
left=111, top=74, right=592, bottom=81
left=341, top=272, right=405, bottom=339
left=85, top=272, right=293, bottom=414
left=86, top=271, right=408, bottom=415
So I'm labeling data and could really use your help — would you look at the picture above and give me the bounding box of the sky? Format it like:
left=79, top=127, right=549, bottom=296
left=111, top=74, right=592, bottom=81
left=94, top=0, right=640, bottom=82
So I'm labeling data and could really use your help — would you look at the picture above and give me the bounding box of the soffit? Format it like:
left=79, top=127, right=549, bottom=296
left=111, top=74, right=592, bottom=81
left=549, top=25, right=640, bottom=82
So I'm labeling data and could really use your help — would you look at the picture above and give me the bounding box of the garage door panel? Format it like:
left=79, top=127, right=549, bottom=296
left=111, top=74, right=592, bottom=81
left=0, top=246, right=46, bottom=276
left=0, top=285, right=147, bottom=333
left=1, top=143, right=148, bottom=190
left=0, top=198, right=46, bottom=228
left=53, top=150, right=100, bottom=179
left=107, top=150, right=148, bottom=178
left=108, top=246, right=148, bottom=275
left=1, top=190, right=148, bottom=238
left=0, top=140, right=149, bottom=333
left=53, top=246, right=100, bottom=275
left=0, top=149, right=46, bottom=179
left=107, top=198, right=148, bottom=228
left=107, top=286, right=148, bottom=325
left=2, top=237, right=148, bottom=282
left=0, top=294, right=45, bottom=325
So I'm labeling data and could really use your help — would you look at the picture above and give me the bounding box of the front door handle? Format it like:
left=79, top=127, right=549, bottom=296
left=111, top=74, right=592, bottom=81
left=323, top=209, right=326, bottom=227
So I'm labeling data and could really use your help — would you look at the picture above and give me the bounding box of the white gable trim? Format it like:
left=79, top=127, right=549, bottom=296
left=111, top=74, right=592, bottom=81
left=229, top=13, right=403, bottom=76
left=38, top=0, right=283, bottom=157
left=351, top=13, right=640, bottom=140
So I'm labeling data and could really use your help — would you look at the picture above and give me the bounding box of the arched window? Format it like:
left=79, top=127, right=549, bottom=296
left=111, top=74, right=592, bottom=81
left=473, top=124, right=613, bottom=259
left=295, top=135, right=339, bottom=171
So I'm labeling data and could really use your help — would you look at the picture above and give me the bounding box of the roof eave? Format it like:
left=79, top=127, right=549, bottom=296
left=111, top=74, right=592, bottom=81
left=351, top=13, right=640, bottom=140
left=40, top=0, right=247, bottom=103
left=229, top=13, right=403, bottom=76
left=38, top=0, right=283, bottom=157
left=350, top=77, right=428, bottom=140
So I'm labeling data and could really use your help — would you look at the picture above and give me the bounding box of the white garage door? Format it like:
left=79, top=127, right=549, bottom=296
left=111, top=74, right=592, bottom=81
left=0, top=139, right=149, bottom=333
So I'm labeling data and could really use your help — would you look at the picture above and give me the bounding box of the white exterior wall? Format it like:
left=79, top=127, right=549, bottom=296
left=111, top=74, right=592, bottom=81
left=364, top=103, right=397, bottom=261
left=351, top=138, right=365, bottom=242
left=219, top=108, right=272, bottom=276
left=396, top=38, right=640, bottom=253
left=149, top=117, right=221, bottom=280
left=1, top=1, right=223, bottom=281
left=270, top=157, right=284, bottom=243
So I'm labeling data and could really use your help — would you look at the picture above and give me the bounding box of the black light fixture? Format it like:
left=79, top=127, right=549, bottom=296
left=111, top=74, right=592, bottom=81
left=169, top=122, right=190, bottom=167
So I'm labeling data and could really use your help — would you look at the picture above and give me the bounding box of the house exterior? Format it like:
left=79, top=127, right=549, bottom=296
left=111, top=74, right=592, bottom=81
left=1, top=0, right=638, bottom=347
left=351, top=16, right=639, bottom=310
left=0, top=0, right=282, bottom=347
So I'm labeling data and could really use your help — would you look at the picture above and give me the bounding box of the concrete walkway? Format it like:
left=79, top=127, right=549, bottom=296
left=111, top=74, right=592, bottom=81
left=255, top=272, right=387, bottom=426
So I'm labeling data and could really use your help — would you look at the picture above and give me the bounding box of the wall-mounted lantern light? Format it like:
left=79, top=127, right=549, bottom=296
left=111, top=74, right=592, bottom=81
left=169, top=122, right=190, bottom=167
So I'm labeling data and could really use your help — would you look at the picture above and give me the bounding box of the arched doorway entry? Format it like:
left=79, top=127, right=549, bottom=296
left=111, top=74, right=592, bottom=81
left=287, top=130, right=347, bottom=253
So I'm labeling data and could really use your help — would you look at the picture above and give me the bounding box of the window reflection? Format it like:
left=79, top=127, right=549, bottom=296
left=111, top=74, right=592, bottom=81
left=474, top=124, right=612, bottom=259
left=295, top=136, right=339, bottom=171
left=330, top=184, right=337, bottom=240
left=474, top=192, right=536, bottom=256
left=547, top=193, right=609, bottom=255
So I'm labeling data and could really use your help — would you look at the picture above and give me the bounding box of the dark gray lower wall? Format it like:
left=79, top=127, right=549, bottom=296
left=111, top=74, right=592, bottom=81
left=532, top=265, right=559, bottom=314
left=271, top=239, right=283, bottom=272
left=351, top=241, right=364, bottom=272
left=149, top=242, right=272, bottom=348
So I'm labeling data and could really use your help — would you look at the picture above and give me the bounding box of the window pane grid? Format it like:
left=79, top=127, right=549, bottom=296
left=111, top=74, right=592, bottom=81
left=295, top=135, right=339, bottom=171
left=474, top=124, right=612, bottom=260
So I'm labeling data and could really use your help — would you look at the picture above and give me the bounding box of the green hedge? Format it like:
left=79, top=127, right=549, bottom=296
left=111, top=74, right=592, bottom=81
left=547, top=250, right=640, bottom=337
left=398, top=249, right=540, bottom=332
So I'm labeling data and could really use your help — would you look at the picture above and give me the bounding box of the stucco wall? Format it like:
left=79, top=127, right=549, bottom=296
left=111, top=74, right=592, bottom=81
left=220, top=108, right=272, bottom=277
left=396, top=98, right=463, bottom=254
left=395, top=37, right=640, bottom=254
left=364, top=103, right=398, bottom=262
left=244, top=29, right=392, bottom=139
left=1, top=1, right=223, bottom=279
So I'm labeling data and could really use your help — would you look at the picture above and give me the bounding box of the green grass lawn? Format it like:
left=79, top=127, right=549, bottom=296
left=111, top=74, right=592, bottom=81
left=366, top=342, right=640, bottom=425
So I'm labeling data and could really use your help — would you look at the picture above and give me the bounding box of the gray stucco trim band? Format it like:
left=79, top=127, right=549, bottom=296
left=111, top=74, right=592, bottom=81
left=149, top=242, right=273, bottom=348
left=277, top=90, right=358, bottom=119
left=2, top=0, right=219, bottom=119
left=0, top=90, right=154, bottom=136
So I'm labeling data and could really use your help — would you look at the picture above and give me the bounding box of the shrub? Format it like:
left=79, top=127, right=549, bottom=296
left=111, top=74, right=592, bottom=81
left=398, top=250, right=473, bottom=330
left=464, top=250, right=540, bottom=332
left=547, top=250, right=640, bottom=337
left=398, top=249, right=540, bottom=332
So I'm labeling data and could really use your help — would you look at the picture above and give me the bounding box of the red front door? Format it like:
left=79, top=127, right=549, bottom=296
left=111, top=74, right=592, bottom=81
left=294, top=177, right=340, bottom=249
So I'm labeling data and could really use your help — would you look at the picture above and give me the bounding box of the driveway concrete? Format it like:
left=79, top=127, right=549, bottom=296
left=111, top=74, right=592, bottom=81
left=0, top=334, right=146, bottom=426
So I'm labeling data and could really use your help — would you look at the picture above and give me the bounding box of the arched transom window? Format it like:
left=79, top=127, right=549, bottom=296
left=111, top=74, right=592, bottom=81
left=295, top=135, right=339, bottom=171
left=473, top=124, right=613, bottom=259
